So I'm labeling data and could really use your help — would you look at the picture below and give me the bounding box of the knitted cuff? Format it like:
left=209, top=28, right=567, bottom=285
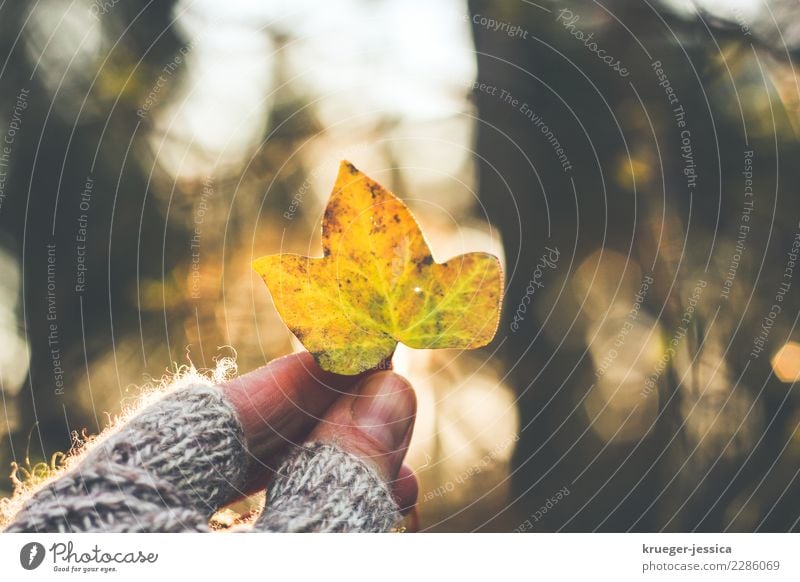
left=5, top=384, right=249, bottom=532
left=3, top=462, right=211, bottom=532
left=254, top=442, right=401, bottom=533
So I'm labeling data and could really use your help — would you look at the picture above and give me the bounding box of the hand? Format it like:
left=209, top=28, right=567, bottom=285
left=3, top=352, right=418, bottom=533
left=224, top=352, right=419, bottom=524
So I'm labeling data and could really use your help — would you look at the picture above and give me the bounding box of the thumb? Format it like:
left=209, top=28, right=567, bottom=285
left=252, top=372, right=416, bottom=532
left=307, top=371, right=416, bottom=482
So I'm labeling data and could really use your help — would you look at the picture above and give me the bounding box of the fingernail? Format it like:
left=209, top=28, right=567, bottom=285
left=351, top=373, right=415, bottom=451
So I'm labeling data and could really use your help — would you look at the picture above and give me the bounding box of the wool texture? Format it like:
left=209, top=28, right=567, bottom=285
left=256, top=442, right=400, bottom=532
left=3, top=384, right=400, bottom=533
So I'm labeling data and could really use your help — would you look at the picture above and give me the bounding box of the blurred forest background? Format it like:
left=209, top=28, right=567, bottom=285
left=1, top=0, right=800, bottom=531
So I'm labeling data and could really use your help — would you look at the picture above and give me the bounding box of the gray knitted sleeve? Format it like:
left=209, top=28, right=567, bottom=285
left=3, top=384, right=401, bottom=533
left=255, top=442, right=401, bottom=532
left=4, top=384, right=248, bottom=532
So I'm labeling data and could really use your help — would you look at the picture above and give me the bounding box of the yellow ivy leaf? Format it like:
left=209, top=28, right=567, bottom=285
left=253, top=161, right=504, bottom=375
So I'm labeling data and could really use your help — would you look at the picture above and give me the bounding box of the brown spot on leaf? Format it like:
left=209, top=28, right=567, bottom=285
left=415, top=255, right=434, bottom=273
